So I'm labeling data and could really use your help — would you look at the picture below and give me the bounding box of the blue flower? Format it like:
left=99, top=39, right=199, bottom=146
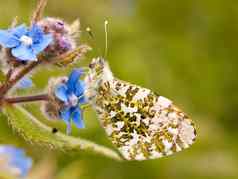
left=0, top=24, right=52, bottom=61
left=16, top=77, right=33, bottom=89
left=0, top=145, right=32, bottom=178
left=54, top=69, right=87, bottom=134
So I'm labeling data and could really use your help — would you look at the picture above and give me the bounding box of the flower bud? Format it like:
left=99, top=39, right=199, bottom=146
left=37, top=17, right=78, bottom=58
left=42, top=77, right=67, bottom=120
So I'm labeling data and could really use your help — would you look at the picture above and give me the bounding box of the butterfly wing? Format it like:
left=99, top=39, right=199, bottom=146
left=93, top=79, right=197, bottom=160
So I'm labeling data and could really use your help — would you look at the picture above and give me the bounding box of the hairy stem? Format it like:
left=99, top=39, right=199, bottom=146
left=5, top=94, right=49, bottom=104
left=6, top=68, right=13, bottom=81
left=31, top=0, right=48, bottom=25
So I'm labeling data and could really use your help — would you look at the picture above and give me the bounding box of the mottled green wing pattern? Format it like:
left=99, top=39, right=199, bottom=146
left=93, top=79, right=197, bottom=160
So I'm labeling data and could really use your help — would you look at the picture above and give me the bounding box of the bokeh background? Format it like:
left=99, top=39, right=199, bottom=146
left=0, top=0, right=238, bottom=178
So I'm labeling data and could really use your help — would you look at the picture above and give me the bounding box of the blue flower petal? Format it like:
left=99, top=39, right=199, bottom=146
left=0, top=30, right=20, bottom=48
left=32, top=34, right=52, bottom=54
left=60, top=108, right=72, bottom=134
left=60, top=108, right=71, bottom=123
left=67, top=68, right=84, bottom=93
left=10, top=154, right=32, bottom=177
left=16, top=77, right=33, bottom=89
left=10, top=24, right=28, bottom=38
left=28, top=24, right=44, bottom=43
left=72, top=108, right=85, bottom=128
left=11, top=44, right=37, bottom=61
left=55, top=84, right=68, bottom=102
left=74, top=80, right=85, bottom=97
left=79, top=95, right=87, bottom=104
left=20, top=158, right=32, bottom=177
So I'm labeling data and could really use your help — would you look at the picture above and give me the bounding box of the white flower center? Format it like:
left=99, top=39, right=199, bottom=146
left=68, top=94, right=78, bottom=107
left=20, top=35, right=33, bottom=46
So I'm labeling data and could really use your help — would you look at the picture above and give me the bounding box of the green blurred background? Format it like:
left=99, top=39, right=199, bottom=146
left=1, top=0, right=238, bottom=178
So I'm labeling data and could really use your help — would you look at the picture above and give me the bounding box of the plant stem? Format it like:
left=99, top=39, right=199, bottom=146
left=31, top=0, right=48, bottom=25
left=6, top=68, right=13, bottom=81
left=5, top=94, right=49, bottom=104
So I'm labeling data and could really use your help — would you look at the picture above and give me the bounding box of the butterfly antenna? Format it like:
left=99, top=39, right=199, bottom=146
left=104, top=20, right=109, bottom=58
left=86, top=26, right=102, bottom=56
left=86, top=26, right=94, bottom=39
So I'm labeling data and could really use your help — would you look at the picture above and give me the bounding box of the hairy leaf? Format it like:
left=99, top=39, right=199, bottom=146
left=2, top=104, right=122, bottom=161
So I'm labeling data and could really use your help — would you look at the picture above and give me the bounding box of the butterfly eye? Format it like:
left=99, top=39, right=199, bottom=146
left=89, top=62, right=95, bottom=69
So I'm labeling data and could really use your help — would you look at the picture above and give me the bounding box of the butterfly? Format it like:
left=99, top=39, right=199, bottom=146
left=84, top=57, right=197, bottom=161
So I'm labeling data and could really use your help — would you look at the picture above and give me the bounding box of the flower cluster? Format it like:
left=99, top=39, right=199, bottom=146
left=0, top=24, right=52, bottom=61
left=0, top=0, right=91, bottom=137
left=0, top=145, right=32, bottom=178
left=45, top=69, right=87, bottom=134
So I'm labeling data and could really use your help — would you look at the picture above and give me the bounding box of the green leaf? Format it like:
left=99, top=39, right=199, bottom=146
left=2, top=104, right=122, bottom=161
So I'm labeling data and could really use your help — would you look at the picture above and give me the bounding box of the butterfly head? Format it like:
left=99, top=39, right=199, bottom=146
left=89, top=57, right=106, bottom=75
left=84, top=57, right=113, bottom=100
left=88, top=57, right=113, bottom=82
